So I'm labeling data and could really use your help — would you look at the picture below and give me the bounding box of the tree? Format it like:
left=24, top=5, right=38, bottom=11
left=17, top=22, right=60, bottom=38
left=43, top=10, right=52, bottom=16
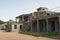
left=0, top=20, right=5, bottom=25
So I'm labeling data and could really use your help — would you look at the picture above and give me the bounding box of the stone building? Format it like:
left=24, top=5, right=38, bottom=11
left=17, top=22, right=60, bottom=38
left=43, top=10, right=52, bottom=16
left=16, top=14, right=31, bottom=32
left=16, top=7, right=60, bottom=34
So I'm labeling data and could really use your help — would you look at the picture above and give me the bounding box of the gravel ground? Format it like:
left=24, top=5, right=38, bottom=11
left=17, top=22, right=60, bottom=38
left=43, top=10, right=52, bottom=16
left=0, top=30, right=58, bottom=40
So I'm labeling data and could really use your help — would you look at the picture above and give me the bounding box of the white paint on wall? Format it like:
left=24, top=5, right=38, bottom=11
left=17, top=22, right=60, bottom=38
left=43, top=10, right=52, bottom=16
left=11, top=23, right=23, bottom=32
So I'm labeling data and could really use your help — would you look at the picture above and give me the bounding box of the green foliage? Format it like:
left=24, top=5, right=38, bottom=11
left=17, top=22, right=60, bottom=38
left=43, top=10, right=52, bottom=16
left=0, top=20, right=5, bottom=25
left=21, top=32, right=59, bottom=39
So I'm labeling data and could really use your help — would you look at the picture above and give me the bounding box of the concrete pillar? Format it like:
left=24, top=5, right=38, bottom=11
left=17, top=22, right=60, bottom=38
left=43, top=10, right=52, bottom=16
left=46, top=18, right=49, bottom=32
left=37, top=19, right=39, bottom=32
left=55, top=21, right=58, bottom=33
left=58, top=16, right=60, bottom=34
left=17, top=24, right=20, bottom=32
left=19, top=18, right=21, bottom=23
left=22, top=16, right=24, bottom=22
left=31, top=21, right=33, bottom=32
left=11, top=24, right=14, bottom=32
left=16, top=18, right=17, bottom=23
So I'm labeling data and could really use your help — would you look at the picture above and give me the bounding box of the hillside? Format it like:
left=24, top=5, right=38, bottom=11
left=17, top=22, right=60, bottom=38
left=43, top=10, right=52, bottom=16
left=0, top=20, right=5, bottom=25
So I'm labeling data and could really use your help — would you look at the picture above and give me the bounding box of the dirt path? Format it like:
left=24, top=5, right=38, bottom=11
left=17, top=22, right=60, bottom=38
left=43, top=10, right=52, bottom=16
left=0, top=30, right=57, bottom=40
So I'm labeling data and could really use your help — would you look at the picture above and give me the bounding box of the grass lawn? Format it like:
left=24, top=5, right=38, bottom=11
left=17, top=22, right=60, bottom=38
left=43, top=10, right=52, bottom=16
left=21, top=32, right=60, bottom=39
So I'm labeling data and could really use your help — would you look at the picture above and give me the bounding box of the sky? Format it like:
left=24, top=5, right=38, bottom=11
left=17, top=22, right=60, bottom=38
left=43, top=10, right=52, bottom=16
left=0, top=0, right=60, bottom=21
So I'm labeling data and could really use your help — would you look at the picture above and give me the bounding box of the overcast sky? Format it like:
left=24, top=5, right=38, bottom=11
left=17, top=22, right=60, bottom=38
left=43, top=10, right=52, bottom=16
left=0, top=0, right=60, bottom=21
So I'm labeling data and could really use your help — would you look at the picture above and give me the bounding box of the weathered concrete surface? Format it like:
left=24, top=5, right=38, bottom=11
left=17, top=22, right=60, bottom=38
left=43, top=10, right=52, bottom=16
left=0, top=30, right=57, bottom=40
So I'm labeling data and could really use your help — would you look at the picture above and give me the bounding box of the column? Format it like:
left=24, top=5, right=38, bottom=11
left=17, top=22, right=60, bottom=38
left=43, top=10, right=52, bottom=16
left=19, top=18, right=21, bottom=23
left=31, top=21, right=33, bottom=32
left=16, top=18, right=17, bottom=23
left=17, top=24, right=20, bottom=32
left=37, top=19, right=39, bottom=32
left=22, top=16, right=24, bottom=22
left=58, top=16, right=60, bottom=34
left=46, top=18, right=49, bottom=32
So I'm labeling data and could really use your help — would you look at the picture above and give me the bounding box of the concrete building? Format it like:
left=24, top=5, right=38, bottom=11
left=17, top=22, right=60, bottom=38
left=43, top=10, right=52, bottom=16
left=16, top=14, right=31, bottom=32
left=5, top=20, right=22, bottom=32
left=11, top=23, right=22, bottom=32
left=16, top=7, right=60, bottom=34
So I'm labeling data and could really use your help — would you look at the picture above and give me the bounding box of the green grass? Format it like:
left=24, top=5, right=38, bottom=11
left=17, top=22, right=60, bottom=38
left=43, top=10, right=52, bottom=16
left=21, top=32, right=60, bottom=39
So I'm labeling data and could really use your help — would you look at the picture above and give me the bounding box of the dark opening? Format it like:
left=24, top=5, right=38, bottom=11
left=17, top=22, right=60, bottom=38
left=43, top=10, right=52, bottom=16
left=32, top=21, right=37, bottom=32
left=24, top=16, right=28, bottom=21
left=20, top=25, right=22, bottom=29
left=47, top=13, right=50, bottom=15
left=39, top=22, right=43, bottom=32
left=14, top=25, right=17, bottom=29
left=51, top=21, right=55, bottom=32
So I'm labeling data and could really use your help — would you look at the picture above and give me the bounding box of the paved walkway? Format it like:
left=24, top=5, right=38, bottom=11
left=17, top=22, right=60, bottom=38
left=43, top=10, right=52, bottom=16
left=0, top=30, right=57, bottom=40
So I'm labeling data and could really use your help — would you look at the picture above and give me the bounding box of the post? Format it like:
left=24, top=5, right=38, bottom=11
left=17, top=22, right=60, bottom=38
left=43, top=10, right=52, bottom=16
left=31, top=21, right=33, bottom=32
left=16, top=18, right=17, bottom=23
left=58, top=16, right=60, bottom=34
left=46, top=18, right=49, bottom=32
left=37, top=19, right=39, bottom=32
left=22, top=16, right=24, bottom=22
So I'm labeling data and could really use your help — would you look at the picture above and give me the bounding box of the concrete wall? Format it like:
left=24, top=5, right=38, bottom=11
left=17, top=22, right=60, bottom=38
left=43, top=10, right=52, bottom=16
left=11, top=23, right=23, bottom=32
